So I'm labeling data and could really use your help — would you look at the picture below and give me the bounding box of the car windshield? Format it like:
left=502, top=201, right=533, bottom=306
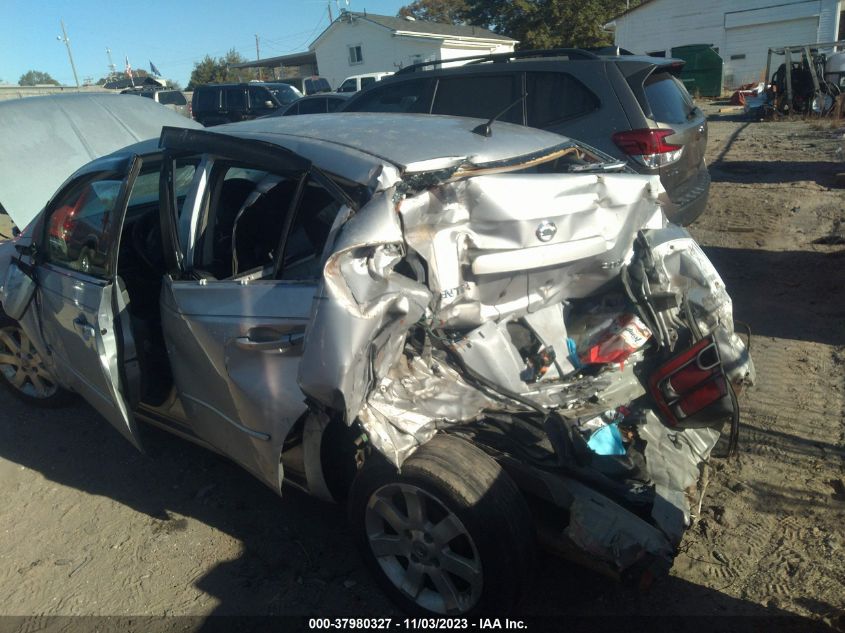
left=268, top=85, right=302, bottom=105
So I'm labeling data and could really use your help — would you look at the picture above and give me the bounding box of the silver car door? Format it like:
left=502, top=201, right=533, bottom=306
left=157, top=129, right=350, bottom=489
left=160, top=276, right=315, bottom=488
left=34, top=155, right=145, bottom=449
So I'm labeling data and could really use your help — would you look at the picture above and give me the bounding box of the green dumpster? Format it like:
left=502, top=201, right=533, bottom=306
left=671, top=44, right=723, bottom=97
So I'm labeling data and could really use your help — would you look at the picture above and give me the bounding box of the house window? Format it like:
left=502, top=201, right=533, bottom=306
left=730, top=53, right=746, bottom=60
left=348, top=45, right=363, bottom=65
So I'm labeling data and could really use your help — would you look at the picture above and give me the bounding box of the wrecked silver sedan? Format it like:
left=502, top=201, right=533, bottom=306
left=0, top=112, right=753, bottom=615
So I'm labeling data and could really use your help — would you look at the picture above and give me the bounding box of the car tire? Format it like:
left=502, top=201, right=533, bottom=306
left=348, top=433, right=535, bottom=616
left=0, top=315, right=72, bottom=407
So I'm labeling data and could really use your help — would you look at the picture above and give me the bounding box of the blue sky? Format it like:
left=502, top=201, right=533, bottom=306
left=1, top=0, right=407, bottom=87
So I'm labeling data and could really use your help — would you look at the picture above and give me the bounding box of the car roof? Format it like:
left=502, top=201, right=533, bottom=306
left=213, top=112, right=576, bottom=176
left=299, top=93, right=351, bottom=100
left=74, top=113, right=581, bottom=199
left=0, top=93, right=201, bottom=229
left=393, top=48, right=683, bottom=75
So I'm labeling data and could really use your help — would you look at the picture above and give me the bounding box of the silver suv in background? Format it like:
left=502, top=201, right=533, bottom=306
left=120, top=87, right=190, bottom=118
left=342, top=49, right=710, bottom=225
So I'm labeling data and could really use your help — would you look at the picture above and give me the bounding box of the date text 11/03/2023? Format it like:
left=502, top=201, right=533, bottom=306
left=308, top=618, right=528, bottom=630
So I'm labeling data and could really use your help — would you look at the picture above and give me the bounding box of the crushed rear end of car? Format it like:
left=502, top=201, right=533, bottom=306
left=296, top=139, right=754, bottom=582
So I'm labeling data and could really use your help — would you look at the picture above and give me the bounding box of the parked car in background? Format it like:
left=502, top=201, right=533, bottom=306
left=303, top=76, right=332, bottom=95
left=120, top=87, right=190, bottom=118
left=191, top=82, right=302, bottom=126
left=336, top=71, right=394, bottom=93
left=271, top=93, right=350, bottom=116
left=262, top=82, right=305, bottom=104
left=342, top=49, right=710, bottom=225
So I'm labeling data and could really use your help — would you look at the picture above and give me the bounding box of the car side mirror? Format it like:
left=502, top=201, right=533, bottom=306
left=11, top=226, right=20, bottom=238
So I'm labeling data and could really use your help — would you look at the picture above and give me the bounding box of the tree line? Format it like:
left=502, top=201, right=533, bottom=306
left=398, top=0, right=644, bottom=49
left=13, top=3, right=640, bottom=90
left=179, top=0, right=643, bottom=89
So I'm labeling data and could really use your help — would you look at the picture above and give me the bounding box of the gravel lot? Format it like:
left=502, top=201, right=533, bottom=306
left=0, top=105, right=843, bottom=628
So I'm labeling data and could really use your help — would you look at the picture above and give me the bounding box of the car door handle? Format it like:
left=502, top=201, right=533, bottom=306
left=73, top=316, right=97, bottom=341
left=233, top=327, right=305, bottom=353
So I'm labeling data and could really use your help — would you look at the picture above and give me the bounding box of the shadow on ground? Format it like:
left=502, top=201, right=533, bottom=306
left=710, top=160, right=842, bottom=187
left=702, top=246, right=845, bottom=346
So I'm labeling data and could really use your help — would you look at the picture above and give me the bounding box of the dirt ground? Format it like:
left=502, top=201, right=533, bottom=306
left=0, top=105, right=844, bottom=628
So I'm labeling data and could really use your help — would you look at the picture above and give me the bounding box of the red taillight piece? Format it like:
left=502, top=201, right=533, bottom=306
left=673, top=377, right=727, bottom=419
left=648, top=336, right=734, bottom=428
left=612, top=128, right=680, bottom=155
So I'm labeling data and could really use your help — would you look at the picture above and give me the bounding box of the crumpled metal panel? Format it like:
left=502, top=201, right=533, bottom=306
left=398, top=173, right=664, bottom=330
left=640, top=227, right=755, bottom=386
left=563, top=477, right=674, bottom=574
left=639, top=410, right=720, bottom=545
left=299, top=171, right=667, bottom=465
left=361, top=353, right=497, bottom=466
left=297, top=191, right=432, bottom=453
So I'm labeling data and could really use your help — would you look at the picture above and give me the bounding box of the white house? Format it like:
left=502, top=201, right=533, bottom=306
left=607, top=0, right=844, bottom=88
left=310, top=11, right=517, bottom=89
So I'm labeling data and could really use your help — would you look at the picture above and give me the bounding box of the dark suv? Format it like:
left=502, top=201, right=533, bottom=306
left=192, top=82, right=302, bottom=127
left=342, top=49, right=709, bottom=225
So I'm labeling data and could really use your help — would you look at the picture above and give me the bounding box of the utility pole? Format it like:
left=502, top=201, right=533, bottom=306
left=57, top=19, right=80, bottom=90
left=255, top=34, right=262, bottom=81
left=328, top=1, right=333, bottom=22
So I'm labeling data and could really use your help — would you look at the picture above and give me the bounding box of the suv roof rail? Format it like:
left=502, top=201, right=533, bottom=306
left=395, top=48, right=600, bottom=74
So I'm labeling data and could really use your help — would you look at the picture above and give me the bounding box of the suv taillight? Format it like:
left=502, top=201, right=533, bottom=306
left=612, top=128, right=683, bottom=168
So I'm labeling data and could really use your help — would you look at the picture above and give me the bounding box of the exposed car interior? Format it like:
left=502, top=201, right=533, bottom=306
left=110, top=158, right=344, bottom=408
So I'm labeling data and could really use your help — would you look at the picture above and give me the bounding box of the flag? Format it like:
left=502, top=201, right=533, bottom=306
left=149, top=61, right=161, bottom=77
left=124, top=56, right=133, bottom=79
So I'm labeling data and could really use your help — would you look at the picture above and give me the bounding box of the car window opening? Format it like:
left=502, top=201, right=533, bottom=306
left=111, top=160, right=199, bottom=407
left=195, top=163, right=343, bottom=282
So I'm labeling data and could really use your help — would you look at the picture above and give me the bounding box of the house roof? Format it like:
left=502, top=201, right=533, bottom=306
left=609, top=0, right=655, bottom=23
left=311, top=12, right=517, bottom=49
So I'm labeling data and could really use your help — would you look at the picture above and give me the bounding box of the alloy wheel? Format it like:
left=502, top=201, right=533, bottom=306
left=0, top=325, right=59, bottom=399
left=365, top=482, right=483, bottom=615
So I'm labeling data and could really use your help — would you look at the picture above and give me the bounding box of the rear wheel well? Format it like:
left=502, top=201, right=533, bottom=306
left=319, top=416, right=363, bottom=502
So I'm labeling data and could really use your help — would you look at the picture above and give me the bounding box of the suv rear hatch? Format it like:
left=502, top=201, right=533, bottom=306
left=621, top=62, right=709, bottom=223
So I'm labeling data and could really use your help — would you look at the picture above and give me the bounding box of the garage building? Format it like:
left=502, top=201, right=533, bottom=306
left=607, top=0, right=844, bottom=88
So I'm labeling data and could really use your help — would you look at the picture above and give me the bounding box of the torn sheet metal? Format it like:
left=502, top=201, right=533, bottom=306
left=639, top=410, right=721, bottom=546
left=297, top=190, right=432, bottom=458
left=361, top=351, right=497, bottom=466
left=300, top=169, right=669, bottom=465
left=563, top=477, right=674, bottom=575
left=294, top=155, right=754, bottom=579
left=628, top=226, right=755, bottom=387
left=398, top=172, right=665, bottom=330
